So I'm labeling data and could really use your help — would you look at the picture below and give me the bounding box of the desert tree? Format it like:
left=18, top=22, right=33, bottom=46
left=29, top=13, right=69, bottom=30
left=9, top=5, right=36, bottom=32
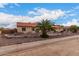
left=69, top=25, right=78, bottom=33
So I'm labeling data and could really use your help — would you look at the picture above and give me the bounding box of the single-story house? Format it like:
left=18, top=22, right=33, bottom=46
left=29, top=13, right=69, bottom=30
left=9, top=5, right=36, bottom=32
left=16, top=22, right=37, bottom=33
left=16, top=22, right=64, bottom=33
left=52, top=25, right=64, bottom=32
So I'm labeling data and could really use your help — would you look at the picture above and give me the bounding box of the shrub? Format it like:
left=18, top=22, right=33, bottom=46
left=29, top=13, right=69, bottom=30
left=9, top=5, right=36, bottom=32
left=69, top=25, right=78, bottom=33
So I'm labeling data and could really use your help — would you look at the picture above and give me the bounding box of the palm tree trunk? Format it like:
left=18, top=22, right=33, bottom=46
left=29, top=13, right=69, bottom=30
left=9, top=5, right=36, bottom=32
left=41, top=30, right=49, bottom=38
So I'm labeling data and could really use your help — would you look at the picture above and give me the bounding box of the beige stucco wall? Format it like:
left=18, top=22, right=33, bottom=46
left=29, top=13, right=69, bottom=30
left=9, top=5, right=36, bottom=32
left=17, top=27, right=22, bottom=32
left=17, top=27, right=33, bottom=33
left=55, top=28, right=63, bottom=32
left=0, top=31, right=2, bottom=34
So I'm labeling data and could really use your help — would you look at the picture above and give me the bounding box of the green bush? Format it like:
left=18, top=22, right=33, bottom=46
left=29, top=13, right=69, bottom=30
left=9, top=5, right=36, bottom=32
left=69, top=25, right=78, bottom=33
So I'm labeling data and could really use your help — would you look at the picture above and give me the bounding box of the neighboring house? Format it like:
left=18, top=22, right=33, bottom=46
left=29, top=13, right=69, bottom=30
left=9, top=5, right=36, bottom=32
left=0, top=28, right=17, bottom=34
left=0, top=28, right=3, bottom=34
left=0, top=30, right=1, bottom=34
left=17, top=22, right=37, bottom=33
left=52, top=25, right=64, bottom=32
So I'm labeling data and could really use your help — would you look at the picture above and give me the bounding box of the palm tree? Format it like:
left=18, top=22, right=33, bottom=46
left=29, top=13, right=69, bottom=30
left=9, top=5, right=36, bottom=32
left=36, top=19, right=53, bottom=38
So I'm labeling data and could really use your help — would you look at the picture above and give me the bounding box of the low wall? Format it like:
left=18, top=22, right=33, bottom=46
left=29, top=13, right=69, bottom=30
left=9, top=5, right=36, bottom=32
left=0, top=35, right=79, bottom=55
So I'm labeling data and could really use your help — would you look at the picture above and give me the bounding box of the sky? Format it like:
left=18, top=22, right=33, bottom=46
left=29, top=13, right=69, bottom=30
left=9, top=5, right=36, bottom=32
left=0, top=3, right=79, bottom=28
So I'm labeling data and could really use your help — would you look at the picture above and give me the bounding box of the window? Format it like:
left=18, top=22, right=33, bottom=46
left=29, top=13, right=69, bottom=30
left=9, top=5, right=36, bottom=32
left=32, top=28, right=34, bottom=31
left=22, top=27, right=26, bottom=31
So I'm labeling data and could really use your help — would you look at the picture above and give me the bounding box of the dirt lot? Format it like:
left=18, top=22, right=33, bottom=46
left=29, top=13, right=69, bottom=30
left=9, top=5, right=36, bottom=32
left=0, top=34, right=46, bottom=46
left=4, top=35, right=79, bottom=56
left=0, top=32, right=78, bottom=47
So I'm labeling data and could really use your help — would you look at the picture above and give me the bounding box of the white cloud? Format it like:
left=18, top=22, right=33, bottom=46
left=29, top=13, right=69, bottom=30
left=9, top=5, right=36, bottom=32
left=62, top=19, right=79, bottom=26
left=68, top=14, right=76, bottom=16
left=64, top=6, right=79, bottom=14
left=0, top=3, right=8, bottom=8
left=73, top=6, right=79, bottom=10
left=0, top=8, right=65, bottom=28
left=28, top=8, right=64, bottom=20
left=0, top=12, right=30, bottom=28
left=14, top=3, right=20, bottom=7
left=28, top=11, right=38, bottom=15
left=0, top=3, right=20, bottom=9
left=35, top=8, right=50, bottom=15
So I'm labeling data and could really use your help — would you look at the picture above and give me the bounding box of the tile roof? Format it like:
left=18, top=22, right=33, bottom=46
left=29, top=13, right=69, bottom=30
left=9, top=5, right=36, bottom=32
left=52, top=25, right=61, bottom=29
left=17, top=22, right=37, bottom=27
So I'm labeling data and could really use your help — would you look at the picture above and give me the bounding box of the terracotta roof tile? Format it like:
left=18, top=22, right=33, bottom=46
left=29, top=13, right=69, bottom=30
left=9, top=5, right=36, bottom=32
left=52, top=25, right=61, bottom=29
left=17, top=22, right=37, bottom=27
